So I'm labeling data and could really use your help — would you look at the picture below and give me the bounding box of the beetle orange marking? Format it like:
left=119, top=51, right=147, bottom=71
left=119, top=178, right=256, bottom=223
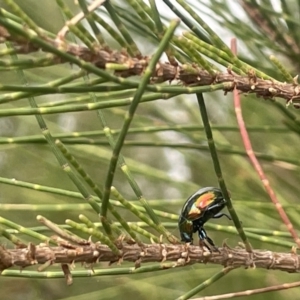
left=196, top=192, right=215, bottom=209
left=188, top=205, right=201, bottom=219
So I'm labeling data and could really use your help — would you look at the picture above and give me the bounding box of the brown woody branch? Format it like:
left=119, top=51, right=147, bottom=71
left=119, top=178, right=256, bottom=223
left=1, top=240, right=299, bottom=281
left=0, top=26, right=300, bottom=106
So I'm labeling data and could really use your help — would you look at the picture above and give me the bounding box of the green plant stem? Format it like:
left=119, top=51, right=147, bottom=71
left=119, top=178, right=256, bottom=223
left=7, top=43, right=115, bottom=242
left=176, top=267, right=233, bottom=300
left=0, top=125, right=289, bottom=144
left=100, top=20, right=179, bottom=229
left=1, top=261, right=182, bottom=278
left=104, top=1, right=140, bottom=56
left=0, top=216, right=53, bottom=243
left=196, top=93, right=252, bottom=253
left=77, top=0, right=103, bottom=45
left=56, top=140, right=142, bottom=242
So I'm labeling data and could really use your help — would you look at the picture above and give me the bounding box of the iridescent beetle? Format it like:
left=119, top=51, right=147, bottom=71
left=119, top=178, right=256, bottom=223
left=178, top=187, right=231, bottom=250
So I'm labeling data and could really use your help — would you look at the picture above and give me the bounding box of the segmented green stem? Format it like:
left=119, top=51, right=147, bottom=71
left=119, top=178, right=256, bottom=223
left=149, top=0, right=163, bottom=32
left=56, top=0, right=95, bottom=45
left=66, top=219, right=120, bottom=255
left=77, top=0, right=103, bottom=45
left=174, top=36, right=216, bottom=74
left=56, top=140, right=141, bottom=242
left=91, top=13, right=127, bottom=48
left=196, top=93, right=252, bottom=252
left=104, top=1, right=140, bottom=56
left=270, top=54, right=294, bottom=83
left=3, top=0, right=41, bottom=34
left=125, top=0, right=156, bottom=32
left=162, top=0, right=211, bottom=43
left=0, top=125, right=289, bottom=145
left=7, top=44, right=117, bottom=243
left=176, top=267, right=233, bottom=300
left=1, top=261, right=180, bottom=278
left=100, top=20, right=179, bottom=228
left=0, top=216, right=51, bottom=243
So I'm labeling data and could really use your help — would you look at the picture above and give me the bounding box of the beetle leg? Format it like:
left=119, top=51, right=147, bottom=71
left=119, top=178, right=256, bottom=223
left=181, top=232, right=193, bottom=244
left=212, top=212, right=232, bottom=220
left=198, top=227, right=218, bottom=252
left=198, top=227, right=207, bottom=240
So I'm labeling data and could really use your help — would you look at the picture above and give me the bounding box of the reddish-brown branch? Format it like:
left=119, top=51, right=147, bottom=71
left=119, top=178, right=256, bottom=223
left=231, top=38, right=300, bottom=248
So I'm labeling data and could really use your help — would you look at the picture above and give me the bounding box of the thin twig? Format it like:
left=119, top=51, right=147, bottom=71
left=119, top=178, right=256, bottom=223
left=194, top=280, right=300, bottom=300
left=231, top=37, right=300, bottom=248
left=56, top=0, right=107, bottom=40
